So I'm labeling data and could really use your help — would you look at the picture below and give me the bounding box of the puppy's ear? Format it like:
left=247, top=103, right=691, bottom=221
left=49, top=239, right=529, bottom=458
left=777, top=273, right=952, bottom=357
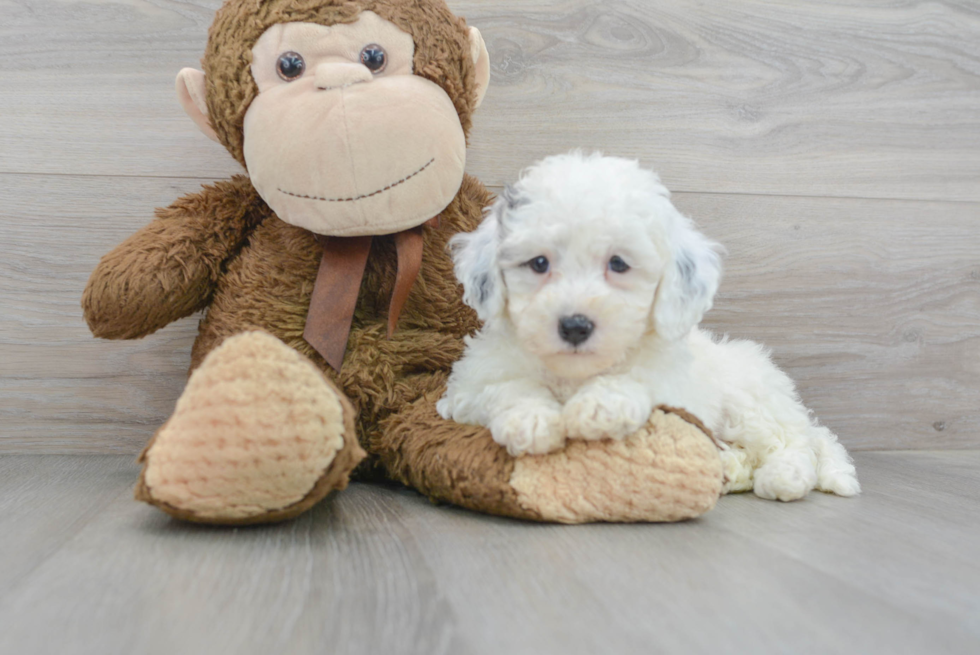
left=449, top=197, right=506, bottom=320
left=653, top=206, right=722, bottom=340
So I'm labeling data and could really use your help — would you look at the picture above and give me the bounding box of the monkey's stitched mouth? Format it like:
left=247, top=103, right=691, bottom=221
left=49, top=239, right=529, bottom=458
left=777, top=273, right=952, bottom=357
left=277, top=158, right=435, bottom=203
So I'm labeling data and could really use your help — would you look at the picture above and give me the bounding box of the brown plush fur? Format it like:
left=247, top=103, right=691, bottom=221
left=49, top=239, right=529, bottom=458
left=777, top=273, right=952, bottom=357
left=83, top=0, right=722, bottom=523
left=84, top=172, right=488, bottom=477
left=185, top=174, right=490, bottom=476
left=379, top=400, right=723, bottom=523
left=83, top=0, right=487, bottom=477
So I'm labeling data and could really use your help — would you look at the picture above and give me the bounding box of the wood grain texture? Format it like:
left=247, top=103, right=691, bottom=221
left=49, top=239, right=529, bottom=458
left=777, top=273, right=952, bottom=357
left=0, top=0, right=979, bottom=199
left=0, top=174, right=205, bottom=452
left=679, top=191, right=980, bottom=450
left=0, top=455, right=133, bottom=595
left=0, top=452, right=978, bottom=655
left=461, top=0, right=980, bottom=200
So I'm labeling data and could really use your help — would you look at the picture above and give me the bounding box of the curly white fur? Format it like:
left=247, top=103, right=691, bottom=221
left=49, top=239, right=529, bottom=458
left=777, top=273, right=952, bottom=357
left=438, top=151, right=860, bottom=501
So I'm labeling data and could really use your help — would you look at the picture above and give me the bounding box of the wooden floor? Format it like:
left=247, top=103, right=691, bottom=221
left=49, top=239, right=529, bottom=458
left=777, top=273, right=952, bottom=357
left=0, top=451, right=978, bottom=655
left=1, top=2, right=979, bottom=653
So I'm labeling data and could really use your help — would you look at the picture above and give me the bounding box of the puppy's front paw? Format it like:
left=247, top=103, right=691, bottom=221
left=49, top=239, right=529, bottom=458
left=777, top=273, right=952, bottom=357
left=563, top=389, right=651, bottom=441
left=489, top=405, right=565, bottom=457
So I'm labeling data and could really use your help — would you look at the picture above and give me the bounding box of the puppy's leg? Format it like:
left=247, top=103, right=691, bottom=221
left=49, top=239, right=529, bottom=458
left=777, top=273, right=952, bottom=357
left=485, top=382, right=566, bottom=456
left=439, top=368, right=565, bottom=456
left=443, top=378, right=564, bottom=456
left=751, top=446, right=819, bottom=502
left=719, top=445, right=754, bottom=494
left=721, top=389, right=822, bottom=502
left=732, top=395, right=859, bottom=500
left=812, top=425, right=861, bottom=496
left=563, top=375, right=653, bottom=441
left=440, top=382, right=565, bottom=456
left=438, top=328, right=566, bottom=456
left=709, top=336, right=862, bottom=501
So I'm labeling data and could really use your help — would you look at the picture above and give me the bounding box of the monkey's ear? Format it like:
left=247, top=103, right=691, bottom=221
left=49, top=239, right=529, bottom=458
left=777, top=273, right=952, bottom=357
left=176, top=68, right=220, bottom=143
left=468, top=27, right=490, bottom=109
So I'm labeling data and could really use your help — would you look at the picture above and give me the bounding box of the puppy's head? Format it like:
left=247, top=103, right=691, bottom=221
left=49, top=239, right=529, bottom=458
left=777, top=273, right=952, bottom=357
left=451, top=151, right=721, bottom=380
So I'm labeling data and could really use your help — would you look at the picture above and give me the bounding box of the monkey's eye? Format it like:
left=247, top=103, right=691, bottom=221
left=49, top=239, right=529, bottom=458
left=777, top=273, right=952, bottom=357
left=360, top=44, right=387, bottom=73
left=526, top=256, right=549, bottom=274
left=276, top=51, right=305, bottom=81
left=608, top=256, right=630, bottom=273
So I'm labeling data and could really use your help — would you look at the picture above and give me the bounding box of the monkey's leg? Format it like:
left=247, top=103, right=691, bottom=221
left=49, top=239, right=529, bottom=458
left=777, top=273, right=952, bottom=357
left=376, top=397, right=726, bottom=524
left=135, top=331, right=365, bottom=524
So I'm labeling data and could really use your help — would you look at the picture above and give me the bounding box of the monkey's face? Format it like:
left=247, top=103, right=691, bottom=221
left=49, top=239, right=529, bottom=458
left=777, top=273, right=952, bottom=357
left=215, top=11, right=457, bottom=237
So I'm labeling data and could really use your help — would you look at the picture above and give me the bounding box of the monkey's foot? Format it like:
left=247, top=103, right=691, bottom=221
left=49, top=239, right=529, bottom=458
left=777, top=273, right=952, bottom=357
left=135, top=331, right=365, bottom=524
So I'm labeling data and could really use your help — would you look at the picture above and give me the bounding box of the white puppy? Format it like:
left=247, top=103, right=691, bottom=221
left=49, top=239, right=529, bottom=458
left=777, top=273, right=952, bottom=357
left=438, top=151, right=860, bottom=501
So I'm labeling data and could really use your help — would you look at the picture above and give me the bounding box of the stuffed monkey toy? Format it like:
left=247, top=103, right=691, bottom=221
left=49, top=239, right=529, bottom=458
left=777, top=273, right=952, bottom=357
left=82, top=0, right=723, bottom=525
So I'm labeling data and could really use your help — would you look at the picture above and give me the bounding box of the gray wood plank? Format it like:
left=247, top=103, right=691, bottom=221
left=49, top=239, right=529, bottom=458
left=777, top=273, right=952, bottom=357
left=0, top=173, right=205, bottom=452
left=387, top=483, right=980, bottom=655
left=0, top=456, right=467, bottom=655
left=707, top=451, right=980, bottom=641
left=3, top=173, right=978, bottom=453
left=0, top=455, right=134, bottom=594
left=0, top=452, right=978, bottom=655
left=0, top=0, right=238, bottom=180
left=1, top=0, right=979, bottom=200
left=681, top=191, right=980, bottom=451
left=464, top=0, right=980, bottom=201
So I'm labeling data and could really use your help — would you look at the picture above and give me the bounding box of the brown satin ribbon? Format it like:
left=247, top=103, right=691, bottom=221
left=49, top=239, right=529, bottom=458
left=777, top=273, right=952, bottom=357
left=303, top=217, right=439, bottom=371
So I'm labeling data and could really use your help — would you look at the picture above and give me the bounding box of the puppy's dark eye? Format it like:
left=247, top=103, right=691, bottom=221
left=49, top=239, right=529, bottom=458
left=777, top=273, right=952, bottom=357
left=276, top=51, right=305, bottom=81
left=608, top=255, right=630, bottom=273
left=360, top=44, right=387, bottom=73
left=527, top=256, right=549, bottom=274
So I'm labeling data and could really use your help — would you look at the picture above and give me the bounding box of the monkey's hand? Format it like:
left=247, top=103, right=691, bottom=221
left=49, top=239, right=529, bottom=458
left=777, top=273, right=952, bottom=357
left=82, top=176, right=264, bottom=339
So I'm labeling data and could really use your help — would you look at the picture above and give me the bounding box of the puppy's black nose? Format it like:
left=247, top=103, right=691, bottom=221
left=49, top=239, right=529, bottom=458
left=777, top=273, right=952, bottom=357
left=558, top=314, right=594, bottom=346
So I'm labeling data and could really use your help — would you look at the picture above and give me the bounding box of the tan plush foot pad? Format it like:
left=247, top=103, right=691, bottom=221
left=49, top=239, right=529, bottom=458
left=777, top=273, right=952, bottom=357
left=135, top=331, right=365, bottom=525
left=380, top=399, right=724, bottom=523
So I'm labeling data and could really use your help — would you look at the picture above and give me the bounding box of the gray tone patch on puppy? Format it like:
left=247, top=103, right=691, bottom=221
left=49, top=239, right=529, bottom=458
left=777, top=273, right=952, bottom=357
left=475, top=272, right=495, bottom=305
left=676, top=251, right=706, bottom=302
left=493, top=184, right=529, bottom=238
left=501, top=184, right=529, bottom=210
left=676, top=252, right=696, bottom=285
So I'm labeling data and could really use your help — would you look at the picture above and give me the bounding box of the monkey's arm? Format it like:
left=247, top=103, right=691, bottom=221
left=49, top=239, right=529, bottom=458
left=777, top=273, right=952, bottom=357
left=82, top=175, right=266, bottom=339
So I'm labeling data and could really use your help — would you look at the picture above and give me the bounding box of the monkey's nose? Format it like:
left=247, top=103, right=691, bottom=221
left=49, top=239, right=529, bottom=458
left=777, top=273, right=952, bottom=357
left=315, top=63, right=373, bottom=91
left=558, top=314, right=594, bottom=346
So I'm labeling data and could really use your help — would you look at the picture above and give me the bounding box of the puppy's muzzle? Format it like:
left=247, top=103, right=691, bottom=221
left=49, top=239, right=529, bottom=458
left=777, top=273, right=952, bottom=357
left=558, top=314, right=594, bottom=346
